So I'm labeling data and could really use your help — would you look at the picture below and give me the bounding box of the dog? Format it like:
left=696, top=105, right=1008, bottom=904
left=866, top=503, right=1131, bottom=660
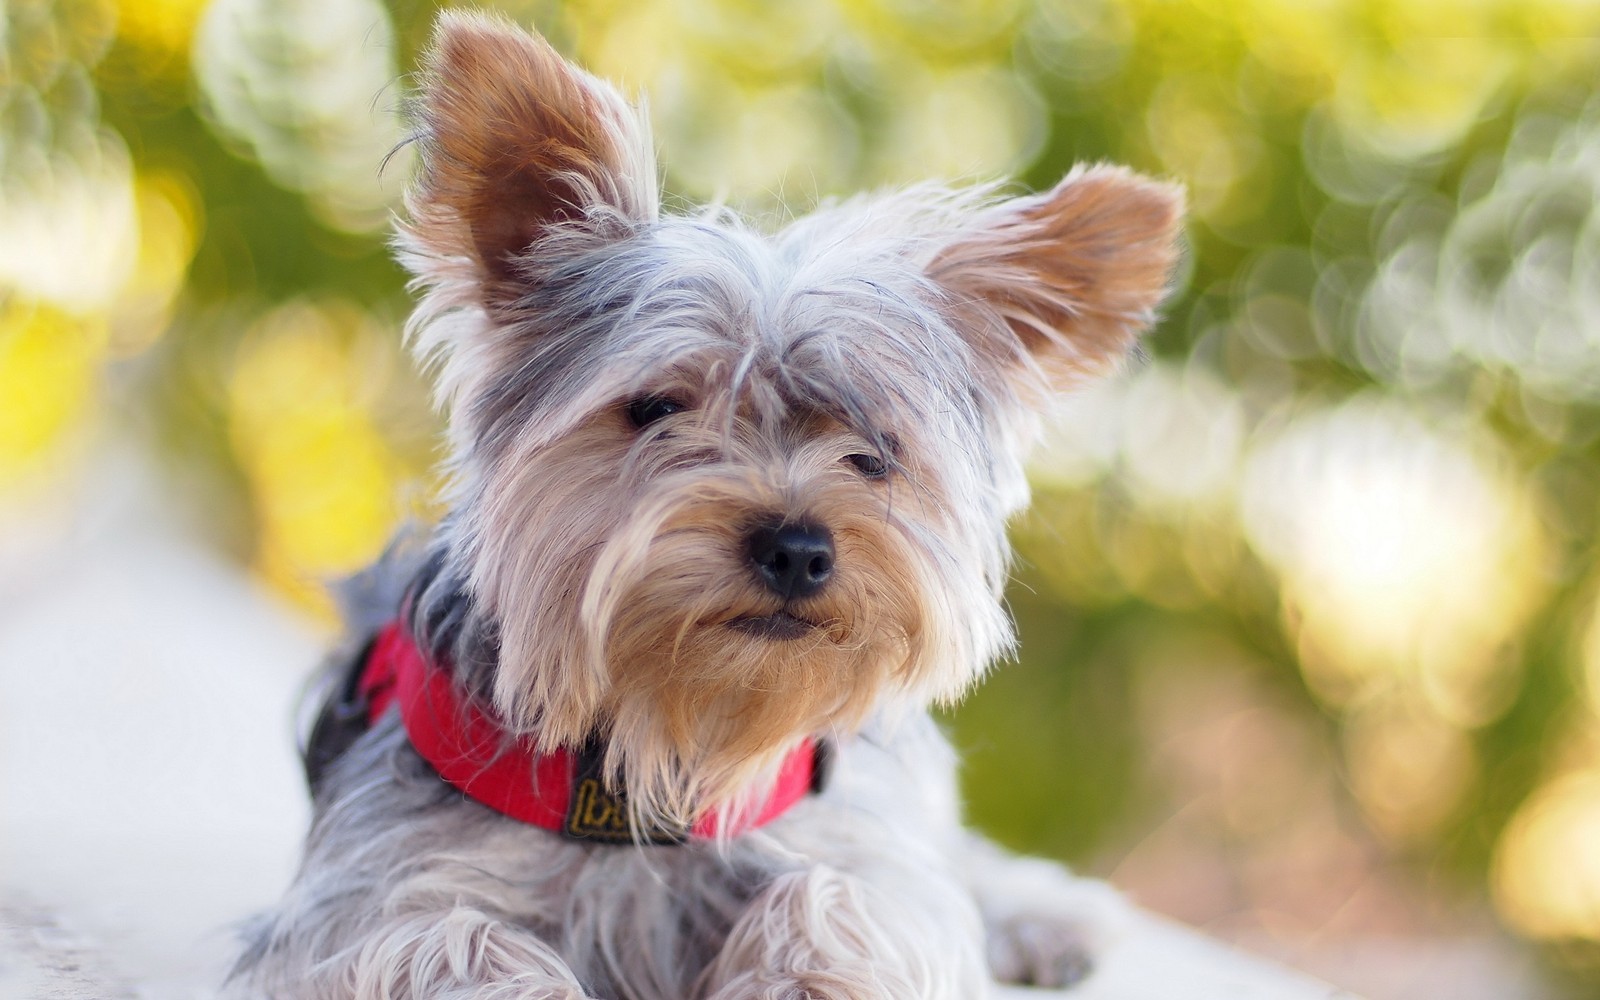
left=228, top=11, right=1183, bottom=999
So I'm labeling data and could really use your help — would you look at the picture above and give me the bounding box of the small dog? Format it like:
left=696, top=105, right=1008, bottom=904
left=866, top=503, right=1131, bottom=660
left=230, top=12, right=1182, bottom=999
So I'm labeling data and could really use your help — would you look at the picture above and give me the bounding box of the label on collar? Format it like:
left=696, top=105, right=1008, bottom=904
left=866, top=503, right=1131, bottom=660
left=563, top=739, right=686, bottom=845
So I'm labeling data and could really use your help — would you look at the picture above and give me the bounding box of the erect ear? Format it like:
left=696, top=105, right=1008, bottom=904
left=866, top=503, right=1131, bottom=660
left=930, top=165, right=1184, bottom=393
left=404, top=12, right=659, bottom=300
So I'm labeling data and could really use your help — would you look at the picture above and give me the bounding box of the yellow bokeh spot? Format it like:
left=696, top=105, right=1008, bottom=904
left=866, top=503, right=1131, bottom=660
left=115, top=0, right=210, bottom=56
left=1494, top=769, right=1600, bottom=941
left=657, top=75, right=852, bottom=207
left=1517, top=0, right=1600, bottom=39
left=1237, top=0, right=1348, bottom=100
left=1367, top=0, right=1484, bottom=37
left=578, top=1, right=680, bottom=90
left=228, top=301, right=406, bottom=618
left=113, top=170, right=200, bottom=355
left=0, top=301, right=108, bottom=487
left=843, top=0, right=1023, bottom=60
left=1342, top=700, right=1475, bottom=844
left=680, top=0, right=838, bottom=82
left=1144, top=78, right=1264, bottom=225
left=874, top=61, right=1043, bottom=183
left=1333, top=38, right=1511, bottom=160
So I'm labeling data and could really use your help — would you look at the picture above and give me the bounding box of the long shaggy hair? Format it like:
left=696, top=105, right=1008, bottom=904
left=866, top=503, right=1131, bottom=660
left=230, top=11, right=1183, bottom=1000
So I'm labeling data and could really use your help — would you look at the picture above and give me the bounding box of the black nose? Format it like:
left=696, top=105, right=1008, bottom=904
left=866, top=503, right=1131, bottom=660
left=746, top=522, right=835, bottom=600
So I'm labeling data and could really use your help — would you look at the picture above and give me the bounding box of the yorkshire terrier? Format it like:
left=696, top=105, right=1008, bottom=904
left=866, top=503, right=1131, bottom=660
left=230, top=11, right=1183, bottom=999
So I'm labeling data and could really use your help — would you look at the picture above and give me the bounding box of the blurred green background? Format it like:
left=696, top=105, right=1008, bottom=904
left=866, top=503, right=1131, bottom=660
left=6, top=0, right=1600, bottom=995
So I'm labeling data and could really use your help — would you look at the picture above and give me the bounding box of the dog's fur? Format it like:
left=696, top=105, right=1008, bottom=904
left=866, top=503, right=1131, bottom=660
left=229, top=12, right=1183, bottom=999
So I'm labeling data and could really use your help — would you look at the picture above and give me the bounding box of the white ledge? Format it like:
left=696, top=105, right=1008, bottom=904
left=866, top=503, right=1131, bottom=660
left=1, top=894, right=1359, bottom=1000
left=1029, top=912, right=1359, bottom=1000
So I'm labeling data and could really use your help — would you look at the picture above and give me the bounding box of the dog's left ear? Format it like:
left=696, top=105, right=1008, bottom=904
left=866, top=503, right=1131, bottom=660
left=930, top=165, right=1184, bottom=392
left=404, top=12, right=659, bottom=303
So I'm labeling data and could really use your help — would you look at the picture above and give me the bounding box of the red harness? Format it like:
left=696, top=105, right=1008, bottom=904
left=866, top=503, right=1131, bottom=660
left=357, top=622, right=821, bottom=843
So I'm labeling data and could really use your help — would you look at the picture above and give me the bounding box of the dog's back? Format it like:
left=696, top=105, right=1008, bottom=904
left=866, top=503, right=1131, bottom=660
left=299, top=534, right=431, bottom=793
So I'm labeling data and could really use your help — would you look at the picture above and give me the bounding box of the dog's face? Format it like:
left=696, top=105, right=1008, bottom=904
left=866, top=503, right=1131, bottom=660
left=399, top=13, right=1182, bottom=824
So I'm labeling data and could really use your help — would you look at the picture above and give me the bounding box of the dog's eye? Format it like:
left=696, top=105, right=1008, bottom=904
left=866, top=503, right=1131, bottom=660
left=627, top=396, right=686, bottom=428
left=845, top=453, right=888, bottom=479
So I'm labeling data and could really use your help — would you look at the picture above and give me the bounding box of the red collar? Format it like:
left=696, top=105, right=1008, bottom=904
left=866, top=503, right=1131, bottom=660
left=358, top=621, right=821, bottom=843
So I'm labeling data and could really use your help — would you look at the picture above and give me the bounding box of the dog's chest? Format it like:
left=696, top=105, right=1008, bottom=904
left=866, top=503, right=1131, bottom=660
left=525, top=836, right=779, bottom=1000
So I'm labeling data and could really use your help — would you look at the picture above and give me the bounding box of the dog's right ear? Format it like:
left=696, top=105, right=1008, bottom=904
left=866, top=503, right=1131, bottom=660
left=403, top=12, right=659, bottom=302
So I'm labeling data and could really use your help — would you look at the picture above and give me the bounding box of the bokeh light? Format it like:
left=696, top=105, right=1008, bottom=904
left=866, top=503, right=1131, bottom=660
left=1240, top=399, right=1544, bottom=725
left=1495, top=769, right=1600, bottom=943
left=0, top=302, right=108, bottom=486
left=192, top=0, right=409, bottom=232
left=226, top=299, right=422, bottom=618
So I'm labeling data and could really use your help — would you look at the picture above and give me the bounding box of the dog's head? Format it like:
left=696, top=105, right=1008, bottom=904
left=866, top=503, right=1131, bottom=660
left=397, top=11, right=1183, bottom=826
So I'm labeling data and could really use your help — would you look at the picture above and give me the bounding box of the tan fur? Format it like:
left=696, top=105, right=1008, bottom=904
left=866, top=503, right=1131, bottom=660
left=473, top=375, right=957, bottom=828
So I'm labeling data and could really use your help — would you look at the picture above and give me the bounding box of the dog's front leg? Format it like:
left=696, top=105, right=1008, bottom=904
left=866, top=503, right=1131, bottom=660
left=697, top=864, right=989, bottom=1000
left=962, top=835, right=1132, bottom=990
left=261, top=906, right=596, bottom=1000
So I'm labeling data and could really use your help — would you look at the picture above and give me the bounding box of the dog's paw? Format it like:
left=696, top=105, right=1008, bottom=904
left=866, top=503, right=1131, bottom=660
left=982, top=875, right=1132, bottom=989
left=987, top=911, right=1097, bottom=988
left=705, top=971, right=884, bottom=1000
